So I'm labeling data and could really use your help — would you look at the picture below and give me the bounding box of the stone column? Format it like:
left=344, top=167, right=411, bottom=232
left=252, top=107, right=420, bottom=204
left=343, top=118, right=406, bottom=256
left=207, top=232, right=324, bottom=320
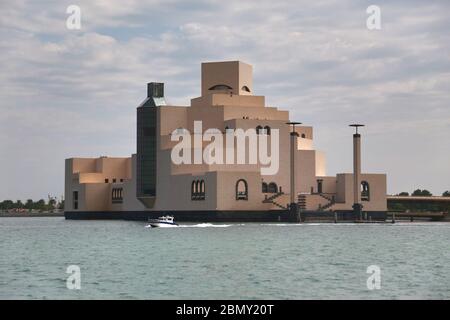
left=290, top=131, right=296, bottom=204
left=353, top=132, right=361, bottom=206
left=350, top=124, right=364, bottom=219
left=286, top=122, right=301, bottom=222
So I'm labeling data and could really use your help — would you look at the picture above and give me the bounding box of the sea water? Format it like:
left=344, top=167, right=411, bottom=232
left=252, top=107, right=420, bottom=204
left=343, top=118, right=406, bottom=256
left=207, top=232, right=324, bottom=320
left=0, top=217, right=448, bottom=299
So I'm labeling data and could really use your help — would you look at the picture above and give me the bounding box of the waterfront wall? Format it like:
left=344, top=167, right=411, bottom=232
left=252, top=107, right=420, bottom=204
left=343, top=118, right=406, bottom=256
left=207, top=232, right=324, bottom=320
left=64, top=210, right=388, bottom=222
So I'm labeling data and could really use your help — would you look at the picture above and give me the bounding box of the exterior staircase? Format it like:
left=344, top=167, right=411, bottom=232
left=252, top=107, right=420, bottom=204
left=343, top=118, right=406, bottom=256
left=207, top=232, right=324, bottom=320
left=264, top=191, right=284, bottom=202
left=297, top=194, right=307, bottom=211
left=263, top=192, right=288, bottom=210
left=271, top=201, right=287, bottom=210
left=297, top=193, right=336, bottom=211
left=318, top=193, right=335, bottom=211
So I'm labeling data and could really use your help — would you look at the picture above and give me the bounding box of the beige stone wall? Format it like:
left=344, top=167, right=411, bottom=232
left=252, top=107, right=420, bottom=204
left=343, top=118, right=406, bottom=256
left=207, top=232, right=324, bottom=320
left=295, top=126, right=313, bottom=139
left=297, top=138, right=314, bottom=150
left=72, top=158, right=96, bottom=174
left=65, top=157, right=132, bottom=211
left=304, top=194, right=334, bottom=211
left=95, top=157, right=131, bottom=181
left=223, top=105, right=287, bottom=121
left=215, top=171, right=272, bottom=211
left=296, top=150, right=319, bottom=193
left=159, top=106, right=188, bottom=136
left=122, top=154, right=146, bottom=211
left=79, top=173, right=104, bottom=183
left=84, top=183, right=110, bottom=211
left=317, top=176, right=337, bottom=194
left=192, top=94, right=265, bottom=109
left=315, top=151, right=326, bottom=177
left=201, top=61, right=253, bottom=96
left=332, top=173, right=387, bottom=211
left=155, top=172, right=218, bottom=211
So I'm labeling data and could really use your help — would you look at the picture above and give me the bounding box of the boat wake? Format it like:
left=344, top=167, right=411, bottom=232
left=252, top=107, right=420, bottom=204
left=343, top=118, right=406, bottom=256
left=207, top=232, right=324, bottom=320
left=179, top=223, right=232, bottom=228
left=145, top=224, right=178, bottom=228
left=145, top=222, right=398, bottom=228
left=145, top=222, right=390, bottom=229
left=145, top=222, right=334, bottom=229
left=145, top=223, right=233, bottom=228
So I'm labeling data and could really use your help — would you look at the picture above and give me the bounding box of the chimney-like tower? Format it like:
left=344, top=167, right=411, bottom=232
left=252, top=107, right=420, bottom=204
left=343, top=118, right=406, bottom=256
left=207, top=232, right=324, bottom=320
left=350, top=124, right=364, bottom=219
left=147, top=82, right=164, bottom=98
left=136, top=82, right=165, bottom=209
left=287, top=121, right=302, bottom=222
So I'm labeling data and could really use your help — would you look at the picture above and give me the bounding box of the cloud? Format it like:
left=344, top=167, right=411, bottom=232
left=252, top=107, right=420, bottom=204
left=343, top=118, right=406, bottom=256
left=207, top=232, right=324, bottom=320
left=0, top=0, right=449, bottom=200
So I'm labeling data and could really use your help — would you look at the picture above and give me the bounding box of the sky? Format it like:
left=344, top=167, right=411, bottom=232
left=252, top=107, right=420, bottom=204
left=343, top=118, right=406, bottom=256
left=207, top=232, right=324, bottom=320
left=0, top=0, right=449, bottom=201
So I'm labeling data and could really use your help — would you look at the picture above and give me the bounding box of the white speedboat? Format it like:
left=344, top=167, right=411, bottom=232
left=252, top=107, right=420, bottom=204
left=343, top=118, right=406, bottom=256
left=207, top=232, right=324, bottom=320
left=147, top=215, right=178, bottom=228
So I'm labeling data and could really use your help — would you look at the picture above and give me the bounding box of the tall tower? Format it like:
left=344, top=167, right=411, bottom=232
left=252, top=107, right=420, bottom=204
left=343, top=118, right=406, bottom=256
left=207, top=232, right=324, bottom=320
left=136, top=82, right=165, bottom=208
left=287, top=121, right=302, bottom=222
left=350, top=124, right=364, bottom=219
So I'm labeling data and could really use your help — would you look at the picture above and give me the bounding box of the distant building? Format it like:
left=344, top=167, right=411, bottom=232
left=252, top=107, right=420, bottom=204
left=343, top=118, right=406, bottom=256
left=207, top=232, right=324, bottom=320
left=65, top=61, right=387, bottom=220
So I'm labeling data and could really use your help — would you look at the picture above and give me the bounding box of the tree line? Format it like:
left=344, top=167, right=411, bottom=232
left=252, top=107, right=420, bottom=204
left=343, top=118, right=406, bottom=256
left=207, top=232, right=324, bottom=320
left=396, top=189, right=450, bottom=197
left=0, top=197, right=64, bottom=211
left=389, top=189, right=450, bottom=212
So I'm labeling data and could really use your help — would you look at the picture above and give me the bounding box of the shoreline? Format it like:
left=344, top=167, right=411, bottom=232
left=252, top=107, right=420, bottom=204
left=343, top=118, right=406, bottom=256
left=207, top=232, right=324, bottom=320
left=0, top=212, right=64, bottom=218
left=1, top=211, right=447, bottom=222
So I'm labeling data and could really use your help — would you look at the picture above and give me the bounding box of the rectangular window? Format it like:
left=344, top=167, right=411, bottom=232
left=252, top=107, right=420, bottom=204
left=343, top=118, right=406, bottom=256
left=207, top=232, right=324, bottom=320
left=105, top=178, right=109, bottom=183
left=73, top=191, right=78, bottom=210
left=113, top=178, right=116, bottom=183
left=120, top=179, right=123, bottom=182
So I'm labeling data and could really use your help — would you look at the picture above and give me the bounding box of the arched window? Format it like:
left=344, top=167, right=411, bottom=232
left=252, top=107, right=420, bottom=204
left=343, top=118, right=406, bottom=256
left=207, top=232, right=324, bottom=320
left=208, top=84, right=232, bottom=91
left=196, top=180, right=201, bottom=200
left=301, top=133, right=306, bottom=138
left=112, top=188, right=123, bottom=203
left=236, top=179, right=248, bottom=200
left=268, top=182, right=278, bottom=193
left=264, top=126, right=271, bottom=135
left=191, top=179, right=206, bottom=200
left=200, top=180, right=205, bottom=200
left=196, top=180, right=200, bottom=196
left=262, top=182, right=268, bottom=193
left=241, top=86, right=251, bottom=92
left=256, top=125, right=263, bottom=134
left=361, top=181, right=370, bottom=201
left=191, top=181, right=196, bottom=200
